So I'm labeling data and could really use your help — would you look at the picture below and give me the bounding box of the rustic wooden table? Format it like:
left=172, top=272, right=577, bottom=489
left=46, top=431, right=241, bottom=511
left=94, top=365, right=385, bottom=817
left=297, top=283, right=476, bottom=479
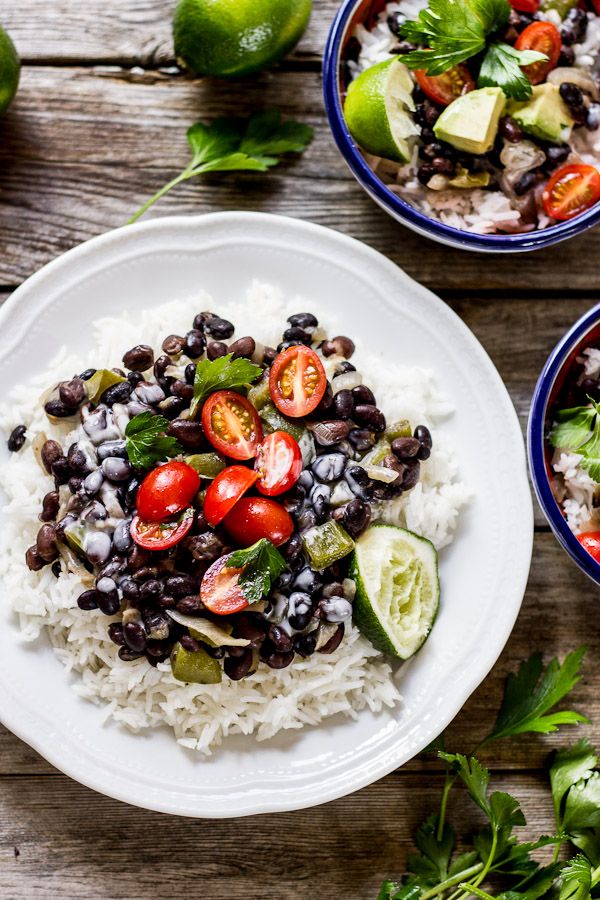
left=0, top=1, right=599, bottom=896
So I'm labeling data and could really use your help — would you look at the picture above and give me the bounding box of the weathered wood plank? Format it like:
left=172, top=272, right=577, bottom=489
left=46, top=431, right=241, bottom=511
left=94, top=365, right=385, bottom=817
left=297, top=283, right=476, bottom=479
left=1, top=531, right=596, bottom=776
left=2, top=66, right=600, bottom=289
left=0, top=771, right=561, bottom=899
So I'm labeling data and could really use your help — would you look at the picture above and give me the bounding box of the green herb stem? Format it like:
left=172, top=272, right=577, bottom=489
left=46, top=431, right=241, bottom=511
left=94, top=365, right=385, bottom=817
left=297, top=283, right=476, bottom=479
left=127, top=171, right=190, bottom=225
left=437, top=772, right=457, bottom=842
left=457, top=886, right=495, bottom=900
left=465, top=830, right=498, bottom=895
left=419, top=863, right=485, bottom=899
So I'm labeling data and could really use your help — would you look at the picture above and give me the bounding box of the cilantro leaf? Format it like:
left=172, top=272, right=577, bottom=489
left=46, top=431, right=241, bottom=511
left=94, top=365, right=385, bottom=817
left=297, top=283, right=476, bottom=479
left=128, top=110, right=313, bottom=223
left=550, top=740, right=598, bottom=822
left=440, top=753, right=492, bottom=816
left=473, top=0, right=511, bottom=32
left=550, top=404, right=597, bottom=452
left=497, top=863, right=564, bottom=899
left=191, top=353, right=262, bottom=415
left=563, top=771, right=600, bottom=833
left=570, top=827, right=600, bottom=867
left=558, top=854, right=592, bottom=900
left=484, top=649, right=588, bottom=743
left=478, top=42, right=547, bottom=100
left=125, top=412, right=182, bottom=469
left=407, top=816, right=454, bottom=885
left=400, top=0, right=488, bottom=74
left=226, top=539, right=286, bottom=604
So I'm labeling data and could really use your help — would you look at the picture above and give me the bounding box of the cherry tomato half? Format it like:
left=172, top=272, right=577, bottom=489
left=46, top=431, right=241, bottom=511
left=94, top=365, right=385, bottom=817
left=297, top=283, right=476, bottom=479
left=515, top=22, right=561, bottom=85
left=223, top=497, right=294, bottom=547
left=201, top=390, right=263, bottom=460
left=508, top=0, right=539, bottom=12
left=136, top=461, right=201, bottom=522
left=415, top=65, right=475, bottom=107
left=203, top=465, right=258, bottom=527
left=200, top=554, right=248, bottom=615
left=254, top=431, right=302, bottom=497
left=131, top=506, right=194, bottom=551
left=577, top=531, right=600, bottom=563
left=269, top=346, right=327, bottom=418
left=543, top=164, right=600, bottom=221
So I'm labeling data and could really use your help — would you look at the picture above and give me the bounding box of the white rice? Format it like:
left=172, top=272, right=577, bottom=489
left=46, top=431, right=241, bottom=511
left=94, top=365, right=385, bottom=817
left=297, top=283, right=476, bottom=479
left=350, top=2, right=600, bottom=234
left=0, top=282, right=469, bottom=755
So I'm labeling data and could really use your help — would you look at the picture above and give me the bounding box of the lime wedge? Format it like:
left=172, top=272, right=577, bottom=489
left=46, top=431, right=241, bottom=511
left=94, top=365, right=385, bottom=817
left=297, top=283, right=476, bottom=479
left=350, top=524, right=439, bottom=659
left=0, top=25, right=20, bottom=116
left=344, top=58, right=419, bottom=164
left=173, top=0, right=311, bottom=78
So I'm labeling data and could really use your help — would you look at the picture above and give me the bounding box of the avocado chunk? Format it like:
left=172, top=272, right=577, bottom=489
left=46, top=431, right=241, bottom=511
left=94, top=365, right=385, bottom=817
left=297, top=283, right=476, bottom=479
left=434, top=87, right=506, bottom=154
left=508, top=83, right=574, bottom=143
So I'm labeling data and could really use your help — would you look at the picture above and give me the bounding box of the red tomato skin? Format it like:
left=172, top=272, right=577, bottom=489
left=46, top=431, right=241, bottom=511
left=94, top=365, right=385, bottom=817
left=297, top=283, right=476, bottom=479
left=130, top=507, right=194, bottom=550
left=592, top=0, right=600, bottom=14
left=515, top=22, right=561, bottom=84
left=223, top=497, right=294, bottom=547
left=509, top=0, right=539, bottom=12
left=201, top=390, right=263, bottom=460
left=136, top=461, right=201, bottom=522
left=200, top=555, right=248, bottom=615
left=543, top=164, right=600, bottom=220
left=255, top=431, right=302, bottom=497
left=269, top=346, right=327, bottom=418
left=415, top=65, right=475, bottom=107
left=203, top=466, right=259, bottom=527
left=577, top=531, right=600, bottom=563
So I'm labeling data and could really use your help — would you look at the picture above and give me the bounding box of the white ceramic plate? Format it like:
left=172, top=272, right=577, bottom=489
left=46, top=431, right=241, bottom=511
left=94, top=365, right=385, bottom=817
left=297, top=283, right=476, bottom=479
left=0, top=212, right=533, bottom=817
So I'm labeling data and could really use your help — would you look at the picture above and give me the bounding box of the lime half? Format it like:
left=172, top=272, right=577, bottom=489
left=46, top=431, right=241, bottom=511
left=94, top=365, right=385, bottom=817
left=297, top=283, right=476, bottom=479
left=344, top=58, right=419, bottom=164
left=173, top=0, right=311, bottom=78
left=0, top=25, right=20, bottom=116
left=350, top=524, right=439, bottom=659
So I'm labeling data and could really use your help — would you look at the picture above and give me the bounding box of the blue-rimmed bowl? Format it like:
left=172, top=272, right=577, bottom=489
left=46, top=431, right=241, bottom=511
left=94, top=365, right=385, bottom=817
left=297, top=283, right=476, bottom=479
left=528, top=303, right=600, bottom=584
left=323, top=0, right=600, bottom=253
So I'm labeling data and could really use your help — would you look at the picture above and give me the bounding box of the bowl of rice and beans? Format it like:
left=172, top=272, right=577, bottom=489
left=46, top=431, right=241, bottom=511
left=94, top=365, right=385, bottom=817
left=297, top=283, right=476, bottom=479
left=324, top=0, right=600, bottom=251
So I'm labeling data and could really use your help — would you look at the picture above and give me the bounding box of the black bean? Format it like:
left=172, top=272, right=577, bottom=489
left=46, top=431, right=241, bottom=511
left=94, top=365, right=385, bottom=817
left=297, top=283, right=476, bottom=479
left=565, top=6, right=587, bottom=42
left=158, top=396, right=185, bottom=420
left=205, top=317, right=234, bottom=339
left=120, top=477, right=140, bottom=511
left=229, top=336, right=256, bottom=359
left=153, top=355, right=171, bottom=381
left=559, top=81, right=585, bottom=112
left=348, top=428, right=375, bottom=452
left=124, top=621, right=147, bottom=652
left=322, top=336, right=355, bottom=358
left=139, top=579, right=163, bottom=604
left=184, top=362, right=197, bottom=385
left=185, top=329, right=206, bottom=358
left=119, top=646, right=144, bottom=661
left=40, top=490, right=60, bottom=522
left=51, top=457, right=71, bottom=485
left=128, top=370, right=147, bottom=387
left=353, top=404, right=386, bottom=433
left=102, top=380, right=133, bottom=406
left=68, top=476, right=83, bottom=494
left=268, top=624, right=293, bottom=653
left=345, top=465, right=374, bottom=501
left=414, top=424, right=432, bottom=449
left=336, top=361, right=356, bottom=375
left=123, top=345, right=154, bottom=372
left=311, top=452, right=346, bottom=482
left=67, top=443, right=89, bottom=473
left=403, top=459, right=421, bottom=491
left=332, top=389, right=354, bottom=419
left=98, top=590, right=121, bottom=616
left=108, top=622, right=125, bottom=646
left=99, top=556, right=126, bottom=580
left=113, top=520, right=133, bottom=554
left=162, top=334, right=186, bottom=355
left=7, top=425, right=26, bottom=452
left=287, top=312, right=317, bottom=330
left=558, top=45, right=575, bottom=66
left=78, top=589, right=99, bottom=611
left=25, top=545, right=46, bottom=571
left=184, top=532, right=224, bottom=562
left=309, top=483, right=331, bottom=522
left=282, top=533, right=303, bottom=564
left=282, top=326, right=311, bottom=345
left=59, top=378, right=86, bottom=409
left=164, top=573, right=198, bottom=597
left=391, top=436, right=421, bottom=459
left=499, top=116, right=523, bottom=143
left=393, top=40, right=416, bottom=53
left=314, top=382, right=334, bottom=417
left=233, top=614, right=267, bottom=646
left=293, top=632, right=317, bottom=657
left=121, top=578, right=140, bottom=603
left=192, top=311, right=213, bottom=331
left=282, top=485, right=306, bottom=517
left=180, top=634, right=200, bottom=653
left=80, top=368, right=96, bottom=381
left=417, top=164, right=436, bottom=186
left=224, top=648, right=255, bottom=680
left=386, top=9, right=406, bottom=34
left=431, top=156, right=456, bottom=176
left=167, top=418, right=204, bottom=448
left=44, top=398, right=73, bottom=419
left=102, top=457, right=131, bottom=482
left=207, top=340, right=228, bottom=360
left=352, top=385, right=376, bottom=406
left=264, top=650, right=294, bottom=669
left=293, top=568, right=322, bottom=595
left=127, top=545, right=150, bottom=572
left=277, top=339, right=304, bottom=352
left=97, top=440, right=127, bottom=462
left=263, top=347, right=278, bottom=366
left=545, top=143, right=571, bottom=167
left=318, top=623, right=344, bottom=654
left=171, top=380, right=195, bottom=402
left=342, top=498, right=372, bottom=538
left=514, top=170, right=540, bottom=196
left=176, top=595, right=203, bottom=615
left=157, top=594, right=176, bottom=610
left=311, top=420, right=350, bottom=447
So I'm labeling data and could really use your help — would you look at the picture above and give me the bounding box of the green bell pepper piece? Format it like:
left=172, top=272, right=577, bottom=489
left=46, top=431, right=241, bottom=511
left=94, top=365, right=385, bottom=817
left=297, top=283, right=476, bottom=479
left=260, top=402, right=305, bottom=442
left=302, top=521, right=355, bottom=569
left=185, top=452, right=226, bottom=479
left=170, top=642, right=222, bottom=684
left=247, top=373, right=271, bottom=411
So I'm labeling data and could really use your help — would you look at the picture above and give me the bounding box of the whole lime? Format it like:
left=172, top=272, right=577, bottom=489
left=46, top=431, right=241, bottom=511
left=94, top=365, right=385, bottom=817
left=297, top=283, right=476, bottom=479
left=0, top=25, right=20, bottom=115
left=173, top=0, right=311, bottom=78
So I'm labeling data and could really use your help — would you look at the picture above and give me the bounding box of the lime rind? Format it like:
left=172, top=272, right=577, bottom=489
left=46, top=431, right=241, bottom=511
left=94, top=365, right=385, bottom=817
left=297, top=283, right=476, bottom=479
left=0, top=25, right=20, bottom=116
left=350, top=523, right=440, bottom=659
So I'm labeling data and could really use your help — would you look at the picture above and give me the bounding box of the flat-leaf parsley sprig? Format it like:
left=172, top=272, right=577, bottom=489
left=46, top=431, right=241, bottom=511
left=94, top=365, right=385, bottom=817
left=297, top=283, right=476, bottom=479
left=128, top=109, right=313, bottom=224
left=226, top=538, right=287, bottom=604
left=125, top=411, right=182, bottom=469
left=550, top=398, right=600, bottom=482
left=399, top=0, right=547, bottom=100
left=191, top=353, right=262, bottom=416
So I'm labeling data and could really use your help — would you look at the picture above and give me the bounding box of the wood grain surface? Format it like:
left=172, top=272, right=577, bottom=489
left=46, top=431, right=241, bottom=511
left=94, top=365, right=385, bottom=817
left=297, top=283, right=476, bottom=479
left=0, top=0, right=599, bottom=897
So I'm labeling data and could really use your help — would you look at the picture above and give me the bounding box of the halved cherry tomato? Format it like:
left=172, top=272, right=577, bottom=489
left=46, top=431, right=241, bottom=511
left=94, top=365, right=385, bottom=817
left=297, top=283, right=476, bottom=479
left=515, top=22, right=561, bottom=85
left=577, top=531, right=600, bottom=563
left=543, top=164, right=600, bottom=221
left=254, top=431, right=302, bottom=497
left=201, top=390, right=263, bottom=460
left=200, top=554, right=248, bottom=615
left=223, top=497, right=294, bottom=547
left=136, top=461, right=201, bottom=522
left=415, top=65, right=475, bottom=107
left=269, top=346, right=327, bottom=418
left=131, top=506, right=194, bottom=550
left=508, top=0, right=539, bottom=12
left=203, top=465, right=258, bottom=527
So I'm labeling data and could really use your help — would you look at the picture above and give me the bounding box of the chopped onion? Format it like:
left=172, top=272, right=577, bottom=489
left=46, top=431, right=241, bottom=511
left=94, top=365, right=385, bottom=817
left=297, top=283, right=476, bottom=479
left=500, top=140, right=545, bottom=176
left=365, top=463, right=399, bottom=483
left=331, top=371, right=363, bottom=394
left=32, top=431, right=49, bottom=473
left=251, top=341, right=265, bottom=365
left=167, top=610, right=250, bottom=647
left=315, top=622, right=340, bottom=651
left=548, top=67, right=599, bottom=99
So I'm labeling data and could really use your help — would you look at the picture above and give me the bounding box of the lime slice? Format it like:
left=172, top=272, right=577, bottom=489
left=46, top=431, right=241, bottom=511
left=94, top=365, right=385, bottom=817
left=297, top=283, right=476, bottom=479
left=350, top=524, right=439, bottom=659
left=344, top=58, right=419, bottom=164
left=0, top=25, right=20, bottom=116
left=172, top=0, right=311, bottom=78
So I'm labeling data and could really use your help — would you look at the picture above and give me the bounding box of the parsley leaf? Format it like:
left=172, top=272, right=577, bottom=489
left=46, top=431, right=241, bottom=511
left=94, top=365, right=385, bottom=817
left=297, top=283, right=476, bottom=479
left=407, top=815, right=454, bottom=885
left=226, top=539, right=286, bottom=604
left=550, top=739, right=599, bottom=822
left=563, top=771, right=600, bottom=834
left=484, top=649, right=589, bottom=743
left=558, top=854, right=592, bottom=900
left=550, top=404, right=598, bottom=452
left=125, top=412, right=182, bottom=469
left=190, top=353, right=262, bottom=415
left=128, top=110, right=313, bottom=223
left=478, top=42, right=547, bottom=100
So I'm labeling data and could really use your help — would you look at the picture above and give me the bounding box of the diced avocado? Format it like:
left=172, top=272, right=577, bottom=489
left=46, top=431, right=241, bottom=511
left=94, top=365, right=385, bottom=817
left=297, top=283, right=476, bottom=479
left=260, top=402, right=305, bottom=442
left=434, top=88, right=506, bottom=154
left=508, top=83, right=574, bottom=143
left=302, top=521, right=355, bottom=569
left=185, top=452, right=226, bottom=479
left=171, top=642, right=222, bottom=684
